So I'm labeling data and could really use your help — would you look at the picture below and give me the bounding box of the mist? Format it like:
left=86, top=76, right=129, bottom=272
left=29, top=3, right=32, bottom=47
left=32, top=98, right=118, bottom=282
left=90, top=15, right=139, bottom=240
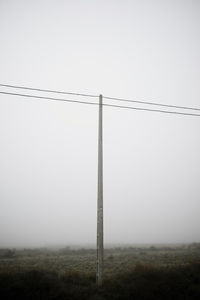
left=0, top=0, right=200, bottom=248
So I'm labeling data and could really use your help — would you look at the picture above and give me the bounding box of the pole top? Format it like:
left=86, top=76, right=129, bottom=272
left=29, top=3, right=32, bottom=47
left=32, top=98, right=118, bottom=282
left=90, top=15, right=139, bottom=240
left=99, top=94, right=103, bottom=103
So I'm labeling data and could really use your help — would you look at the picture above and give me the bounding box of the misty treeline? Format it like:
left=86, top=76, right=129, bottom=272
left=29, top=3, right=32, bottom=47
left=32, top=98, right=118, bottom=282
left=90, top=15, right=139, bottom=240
left=1, top=242, right=200, bottom=258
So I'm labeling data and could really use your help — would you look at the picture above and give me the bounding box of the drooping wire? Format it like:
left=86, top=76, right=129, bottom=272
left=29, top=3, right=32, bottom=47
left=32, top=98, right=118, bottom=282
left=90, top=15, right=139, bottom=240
left=0, top=82, right=199, bottom=112
left=1, top=91, right=200, bottom=117
left=0, top=83, right=99, bottom=98
left=104, top=96, right=200, bottom=112
left=0, top=91, right=99, bottom=106
left=103, top=103, right=200, bottom=117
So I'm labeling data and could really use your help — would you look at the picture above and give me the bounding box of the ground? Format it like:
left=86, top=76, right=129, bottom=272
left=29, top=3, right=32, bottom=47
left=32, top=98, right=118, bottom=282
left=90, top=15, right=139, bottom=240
left=0, top=244, right=200, bottom=299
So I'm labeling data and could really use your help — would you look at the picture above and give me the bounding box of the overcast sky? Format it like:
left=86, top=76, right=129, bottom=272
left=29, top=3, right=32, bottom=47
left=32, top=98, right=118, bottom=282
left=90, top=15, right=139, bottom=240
left=0, top=0, right=200, bottom=247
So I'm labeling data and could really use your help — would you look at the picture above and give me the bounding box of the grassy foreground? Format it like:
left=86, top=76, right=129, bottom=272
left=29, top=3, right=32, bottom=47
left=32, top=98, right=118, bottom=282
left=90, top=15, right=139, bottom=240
left=0, top=263, right=200, bottom=299
left=0, top=245, right=200, bottom=299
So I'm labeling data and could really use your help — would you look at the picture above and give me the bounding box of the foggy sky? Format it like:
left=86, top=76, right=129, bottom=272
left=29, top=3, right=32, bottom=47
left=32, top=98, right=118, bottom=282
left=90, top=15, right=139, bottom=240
left=0, top=0, right=200, bottom=247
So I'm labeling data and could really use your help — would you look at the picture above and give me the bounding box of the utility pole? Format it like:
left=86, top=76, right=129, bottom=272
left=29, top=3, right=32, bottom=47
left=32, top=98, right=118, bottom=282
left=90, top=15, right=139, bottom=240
left=97, top=94, right=103, bottom=285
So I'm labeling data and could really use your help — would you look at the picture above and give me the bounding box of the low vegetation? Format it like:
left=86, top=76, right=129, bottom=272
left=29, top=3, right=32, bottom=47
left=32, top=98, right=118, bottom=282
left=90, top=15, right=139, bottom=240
left=0, top=244, right=200, bottom=299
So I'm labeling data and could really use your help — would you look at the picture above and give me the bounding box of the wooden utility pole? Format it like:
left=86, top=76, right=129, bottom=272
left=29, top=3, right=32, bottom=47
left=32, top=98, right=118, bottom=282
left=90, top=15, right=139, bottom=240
left=97, top=94, right=103, bottom=285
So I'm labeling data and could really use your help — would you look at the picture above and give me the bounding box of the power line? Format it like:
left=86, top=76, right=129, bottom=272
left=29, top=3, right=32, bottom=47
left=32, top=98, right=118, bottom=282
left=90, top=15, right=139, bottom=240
left=103, top=103, right=200, bottom=117
left=0, top=91, right=99, bottom=106
left=104, top=95, right=200, bottom=112
left=1, top=82, right=199, bottom=112
left=0, top=83, right=99, bottom=98
left=1, top=91, right=200, bottom=117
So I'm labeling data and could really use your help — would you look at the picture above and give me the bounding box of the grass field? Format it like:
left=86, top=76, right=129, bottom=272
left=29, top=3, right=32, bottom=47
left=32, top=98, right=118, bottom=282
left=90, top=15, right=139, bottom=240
left=0, top=243, right=200, bottom=299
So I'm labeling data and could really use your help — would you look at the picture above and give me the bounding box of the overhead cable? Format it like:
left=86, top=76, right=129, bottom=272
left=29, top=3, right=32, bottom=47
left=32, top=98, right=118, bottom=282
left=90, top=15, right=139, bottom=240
left=103, top=103, right=200, bottom=117
left=1, top=91, right=200, bottom=117
left=104, top=96, right=200, bottom=112
left=0, top=83, right=99, bottom=98
left=0, top=91, right=99, bottom=106
left=0, top=82, right=199, bottom=112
